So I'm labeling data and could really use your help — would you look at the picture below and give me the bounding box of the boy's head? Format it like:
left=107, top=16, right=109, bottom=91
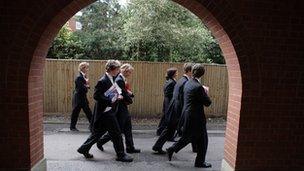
left=120, top=63, right=134, bottom=78
left=105, top=60, right=121, bottom=76
left=78, top=62, right=89, bottom=73
left=192, top=64, right=205, bottom=78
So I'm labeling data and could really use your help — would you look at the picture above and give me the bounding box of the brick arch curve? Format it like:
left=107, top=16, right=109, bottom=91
left=3, top=1, right=304, bottom=171
left=28, top=0, right=245, bottom=170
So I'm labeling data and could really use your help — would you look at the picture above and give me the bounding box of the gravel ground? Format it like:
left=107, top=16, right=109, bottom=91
left=44, top=114, right=226, bottom=130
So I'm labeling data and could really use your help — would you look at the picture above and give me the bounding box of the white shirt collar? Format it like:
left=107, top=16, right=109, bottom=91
left=194, top=77, right=201, bottom=83
left=119, top=73, right=126, bottom=82
left=80, top=71, right=86, bottom=77
left=106, top=72, right=114, bottom=84
left=183, top=74, right=190, bottom=80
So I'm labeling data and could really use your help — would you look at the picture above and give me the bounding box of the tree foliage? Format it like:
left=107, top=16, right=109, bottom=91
left=47, top=0, right=224, bottom=64
left=47, top=24, right=85, bottom=59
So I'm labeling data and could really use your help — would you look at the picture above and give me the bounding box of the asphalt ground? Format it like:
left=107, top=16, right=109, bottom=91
left=44, top=119, right=226, bottom=171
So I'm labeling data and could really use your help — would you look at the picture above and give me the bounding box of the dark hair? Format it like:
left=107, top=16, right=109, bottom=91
left=192, top=64, right=205, bottom=78
left=166, top=67, right=178, bottom=80
left=105, top=60, right=121, bottom=72
left=183, top=63, right=194, bottom=73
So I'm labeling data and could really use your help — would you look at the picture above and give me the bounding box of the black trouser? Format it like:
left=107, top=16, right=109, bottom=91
left=153, top=117, right=179, bottom=149
left=169, top=124, right=208, bottom=163
left=176, top=113, right=197, bottom=151
left=156, top=114, right=167, bottom=135
left=78, top=114, right=125, bottom=157
left=70, top=101, right=92, bottom=129
left=176, top=106, right=187, bottom=137
left=157, top=96, right=171, bottom=135
left=176, top=113, right=185, bottom=136
left=97, top=115, right=135, bottom=150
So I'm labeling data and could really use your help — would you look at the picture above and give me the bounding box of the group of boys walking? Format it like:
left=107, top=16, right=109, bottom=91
left=71, top=60, right=140, bottom=162
left=70, top=60, right=212, bottom=168
left=154, top=63, right=212, bottom=168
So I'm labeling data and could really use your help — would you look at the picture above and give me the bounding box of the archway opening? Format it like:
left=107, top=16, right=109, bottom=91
left=28, top=0, right=242, bottom=170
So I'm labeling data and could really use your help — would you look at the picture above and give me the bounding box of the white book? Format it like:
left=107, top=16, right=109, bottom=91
left=103, top=83, right=121, bottom=112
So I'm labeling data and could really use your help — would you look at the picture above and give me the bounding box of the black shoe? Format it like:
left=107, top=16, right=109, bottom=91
left=195, top=162, right=212, bottom=168
left=126, top=148, right=141, bottom=153
left=152, top=146, right=166, bottom=154
left=116, top=154, right=133, bottom=162
left=77, top=148, right=93, bottom=158
left=166, top=148, right=174, bottom=161
left=70, top=127, right=79, bottom=131
left=96, top=141, right=104, bottom=151
left=192, top=148, right=198, bottom=153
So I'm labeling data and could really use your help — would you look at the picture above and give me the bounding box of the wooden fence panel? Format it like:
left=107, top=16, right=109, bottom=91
left=43, top=59, right=228, bottom=118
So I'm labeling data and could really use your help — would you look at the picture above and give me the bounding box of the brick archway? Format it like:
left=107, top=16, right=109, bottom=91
left=1, top=0, right=304, bottom=170
left=29, top=0, right=243, bottom=170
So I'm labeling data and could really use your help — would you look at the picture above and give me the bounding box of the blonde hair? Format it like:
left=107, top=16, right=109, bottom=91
left=78, top=62, right=89, bottom=72
left=105, top=60, right=121, bottom=72
left=120, top=63, right=134, bottom=73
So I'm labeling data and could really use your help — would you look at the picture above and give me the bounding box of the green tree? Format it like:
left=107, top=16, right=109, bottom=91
left=121, top=0, right=224, bottom=63
left=47, top=0, right=224, bottom=64
left=75, top=0, right=124, bottom=59
left=47, top=24, right=85, bottom=59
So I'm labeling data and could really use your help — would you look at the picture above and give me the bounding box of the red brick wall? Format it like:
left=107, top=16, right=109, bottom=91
left=28, top=0, right=94, bottom=169
left=229, top=1, right=304, bottom=170
left=0, top=0, right=304, bottom=170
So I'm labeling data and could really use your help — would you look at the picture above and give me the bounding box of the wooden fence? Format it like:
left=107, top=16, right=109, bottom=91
left=43, top=59, right=228, bottom=118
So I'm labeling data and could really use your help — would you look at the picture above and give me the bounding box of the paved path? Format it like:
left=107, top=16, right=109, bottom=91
left=44, top=124, right=225, bottom=171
